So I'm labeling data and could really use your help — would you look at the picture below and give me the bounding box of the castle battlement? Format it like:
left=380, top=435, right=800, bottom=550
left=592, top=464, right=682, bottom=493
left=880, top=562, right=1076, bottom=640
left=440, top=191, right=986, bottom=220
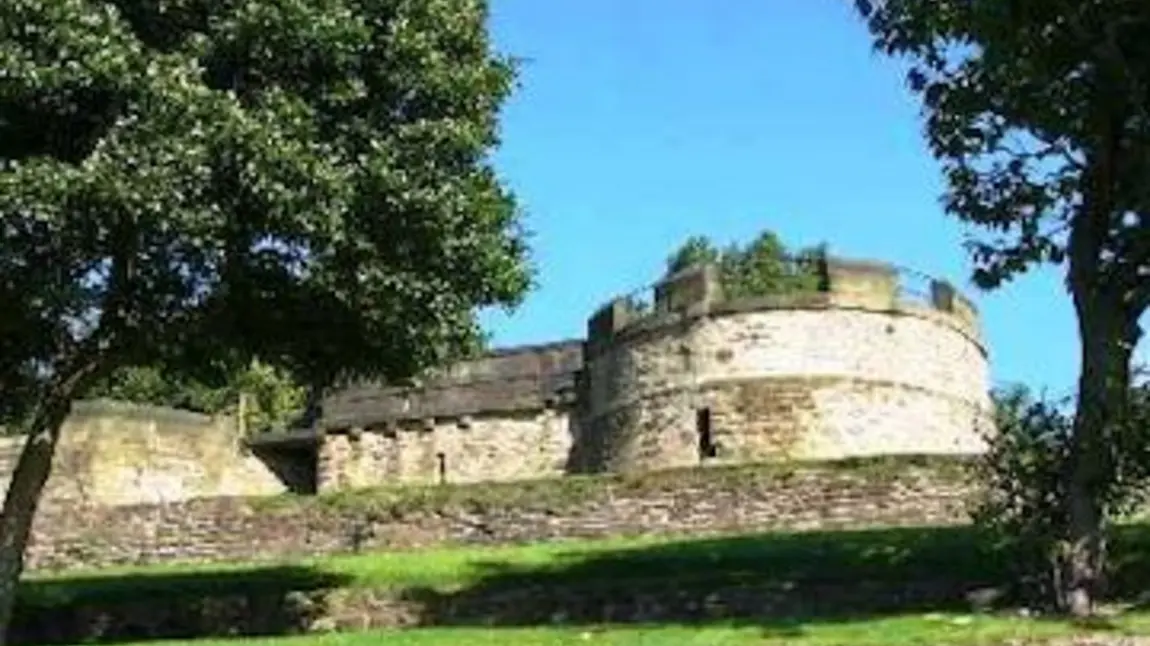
left=321, top=339, right=584, bottom=431
left=313, top=255, right=995, bottom=491
left=587, top=257, right=982, bottom=352
left=0, top=255, right=994, bottom=510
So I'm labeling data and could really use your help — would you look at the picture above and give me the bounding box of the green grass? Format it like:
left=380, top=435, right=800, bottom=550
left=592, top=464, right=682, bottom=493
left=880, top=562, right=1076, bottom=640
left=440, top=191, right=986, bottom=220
left=21, top=524, right=1006, bottom=606
left=63, top=613, right=1150, bottom=646
left=22, top=522, right=1150, bottom=645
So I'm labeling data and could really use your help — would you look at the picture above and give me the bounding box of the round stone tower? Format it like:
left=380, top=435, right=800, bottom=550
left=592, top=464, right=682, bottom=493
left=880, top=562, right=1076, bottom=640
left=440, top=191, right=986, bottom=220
left=573, top=256, right=993, bottom=474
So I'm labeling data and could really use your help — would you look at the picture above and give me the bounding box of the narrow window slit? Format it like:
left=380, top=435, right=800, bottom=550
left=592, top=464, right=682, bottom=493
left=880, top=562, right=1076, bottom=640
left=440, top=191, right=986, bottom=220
left=696, top=408, right=717, bottom=460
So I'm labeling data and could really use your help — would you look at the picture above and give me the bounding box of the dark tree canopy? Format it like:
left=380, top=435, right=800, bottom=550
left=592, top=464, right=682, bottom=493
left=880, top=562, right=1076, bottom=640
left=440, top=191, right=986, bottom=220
left=0, top=0, right=533, bottom=423
left=857, top=0, right=1150, bottom=301
left=0, top=0, right=530, bottom=639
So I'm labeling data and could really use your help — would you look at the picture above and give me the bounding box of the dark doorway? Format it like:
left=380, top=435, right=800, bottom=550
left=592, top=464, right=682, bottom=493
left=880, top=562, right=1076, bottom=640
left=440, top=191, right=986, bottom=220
left=436, top=451, right=447, bottom=484
left=696, top=408, right=717, bottom=460
left=244, top=433, right=320, bottom=495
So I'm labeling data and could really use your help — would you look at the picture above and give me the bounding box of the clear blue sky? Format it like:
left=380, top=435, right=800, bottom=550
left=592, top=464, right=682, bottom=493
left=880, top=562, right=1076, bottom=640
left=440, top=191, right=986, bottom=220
left=478, top=0, right=1146, bottom=396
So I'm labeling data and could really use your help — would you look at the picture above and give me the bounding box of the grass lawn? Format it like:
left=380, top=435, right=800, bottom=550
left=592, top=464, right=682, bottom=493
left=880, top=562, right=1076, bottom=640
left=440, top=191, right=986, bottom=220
left=20, top=523, right=1150, bottom=645
left=23, top=525, right=1011, bottom=604
left=65, top=614, right=1150, bottom=646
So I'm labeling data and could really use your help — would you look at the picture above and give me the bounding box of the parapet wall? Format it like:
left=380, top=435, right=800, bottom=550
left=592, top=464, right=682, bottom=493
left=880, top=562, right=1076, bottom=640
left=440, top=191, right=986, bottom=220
left=586, top=258, right=982, bottom=349
left=316, top=341, right=584, bottom=489
left=322, top=340, right=584, bottom=430
left=0, top=254, right=990, bottom=510
left=575, top=257, right=992, bottom=474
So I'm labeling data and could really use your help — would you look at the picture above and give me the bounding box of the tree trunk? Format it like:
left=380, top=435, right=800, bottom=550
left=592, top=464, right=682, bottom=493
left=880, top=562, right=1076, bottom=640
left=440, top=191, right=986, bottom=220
left=0, top=364, right=101, bottom=645
left=1059, top=300, right=1137, bottom=617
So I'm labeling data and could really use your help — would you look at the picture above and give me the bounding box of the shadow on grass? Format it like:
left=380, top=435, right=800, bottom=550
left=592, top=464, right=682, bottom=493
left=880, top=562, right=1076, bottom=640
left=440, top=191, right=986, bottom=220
left=394, top=525, right=1003, bottom=628
left=13, top=524, right=1150, bottom=644
left=11, top=565, right=352, bottom=645
left=397, top=524, right=1150, bottom=632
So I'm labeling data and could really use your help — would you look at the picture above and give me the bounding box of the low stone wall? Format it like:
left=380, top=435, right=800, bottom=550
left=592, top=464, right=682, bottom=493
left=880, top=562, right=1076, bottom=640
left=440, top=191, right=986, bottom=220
left=25, top=456, right=977, bottom=572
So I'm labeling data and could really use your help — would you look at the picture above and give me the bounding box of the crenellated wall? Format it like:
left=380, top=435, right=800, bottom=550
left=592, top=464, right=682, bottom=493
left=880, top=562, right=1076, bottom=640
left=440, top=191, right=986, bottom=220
left=0, top=255, right=993, bottom=521
left=316, top=341, right=583, bottom=489
left=313, top=255, right=994, bottom=491
left=575, top=257, right=992, bottom=474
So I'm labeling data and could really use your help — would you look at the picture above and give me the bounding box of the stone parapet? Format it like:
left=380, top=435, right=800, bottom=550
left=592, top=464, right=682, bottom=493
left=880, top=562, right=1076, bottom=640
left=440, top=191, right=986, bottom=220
left=585, top=256, right=984, bottom=352
left=322, top=339, right=584, bottom=431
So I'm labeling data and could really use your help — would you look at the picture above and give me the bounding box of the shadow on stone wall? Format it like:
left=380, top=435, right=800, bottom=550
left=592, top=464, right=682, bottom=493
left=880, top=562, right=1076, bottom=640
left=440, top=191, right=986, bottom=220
left=2, top=399, right=294, bottom=508
left=11, top=565, right=351, bottom=645
left=250, top=444, right=318, bottom=495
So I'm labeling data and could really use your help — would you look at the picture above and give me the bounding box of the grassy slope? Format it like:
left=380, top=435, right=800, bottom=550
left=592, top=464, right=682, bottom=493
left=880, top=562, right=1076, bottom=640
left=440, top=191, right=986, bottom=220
left=25, top=522, right=1150, bottom=606
left=22, top=524, right=1150, bottom=645
left=23, top=525, right=1002, bottom=606
left=20, top=456, right=1150, bottom=645
left=62, top=615, right=1150, bottom=646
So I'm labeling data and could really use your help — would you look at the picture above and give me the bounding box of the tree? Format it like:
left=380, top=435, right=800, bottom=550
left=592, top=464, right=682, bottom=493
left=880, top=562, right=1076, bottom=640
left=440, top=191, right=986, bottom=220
left=974, top=379, right=1150, bottom=609
left=0, top=0, right=531, bottom=640
left=666, top=234, right=723, bottom=274
left=665, top=230, right=825, bottom=298
left=84, top=360, right=308, bottom=433
left=856, top=0, right=1150, bottom=614
left=83, top=366, right=227, bottom=419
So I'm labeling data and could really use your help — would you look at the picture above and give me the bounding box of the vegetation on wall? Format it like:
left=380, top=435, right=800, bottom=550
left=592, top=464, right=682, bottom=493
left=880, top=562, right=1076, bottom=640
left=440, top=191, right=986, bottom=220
left=0, top=0, right=531, bottom=641
left=664, top=230, right=826, bottom=300
left=857, top=0, right=1150, bottom=616
left=84, top=361, right=308, bottom=434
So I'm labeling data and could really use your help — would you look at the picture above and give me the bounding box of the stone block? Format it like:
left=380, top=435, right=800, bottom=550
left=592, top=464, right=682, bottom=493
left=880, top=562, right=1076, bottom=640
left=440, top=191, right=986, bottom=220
left=654, top=264, right=721, bottom=313
left=825, top=258, right=898, bottom=309
left=588, top=298, right=637, bottom=342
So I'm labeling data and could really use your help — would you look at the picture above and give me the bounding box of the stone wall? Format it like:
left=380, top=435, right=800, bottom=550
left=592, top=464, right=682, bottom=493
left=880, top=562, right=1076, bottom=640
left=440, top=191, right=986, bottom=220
left=316, top=407, right=575, bottom=488
left=23, top=457, right=976, bottom=572
left=0, top=400, right=289, bottom=508
left=297, top=255, right=993, bottom=491
left=314, top=341, right=584, bottom=491
left=577, top=259, right=992, bottom=474
left=322, top=340, right=583, bottom=430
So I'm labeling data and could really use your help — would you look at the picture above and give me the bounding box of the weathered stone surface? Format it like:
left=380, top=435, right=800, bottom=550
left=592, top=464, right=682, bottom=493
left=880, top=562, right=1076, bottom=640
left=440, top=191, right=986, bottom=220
left=578, top=303, right=992, bottom=474
left=0, top=258, right=994, bottom=529
left=321, top=340, right=584, bottom=430
left=23, top=460, right=975, bottom=572
left=315, top=259, right=994, bottom=490
left=0, top=400, right=289, bottom=507
left=317, top=408, right=575, bottom=488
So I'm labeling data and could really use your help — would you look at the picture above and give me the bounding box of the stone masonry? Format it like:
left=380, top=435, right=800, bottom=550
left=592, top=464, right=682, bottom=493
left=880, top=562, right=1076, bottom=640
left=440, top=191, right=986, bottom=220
left=0, top=255, right=993, bottom=509
left=0, top=400, right=290, bottom=508
left=24, top=458, right=975, bottom=572
left=313, top=256, right=993, bottom=491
